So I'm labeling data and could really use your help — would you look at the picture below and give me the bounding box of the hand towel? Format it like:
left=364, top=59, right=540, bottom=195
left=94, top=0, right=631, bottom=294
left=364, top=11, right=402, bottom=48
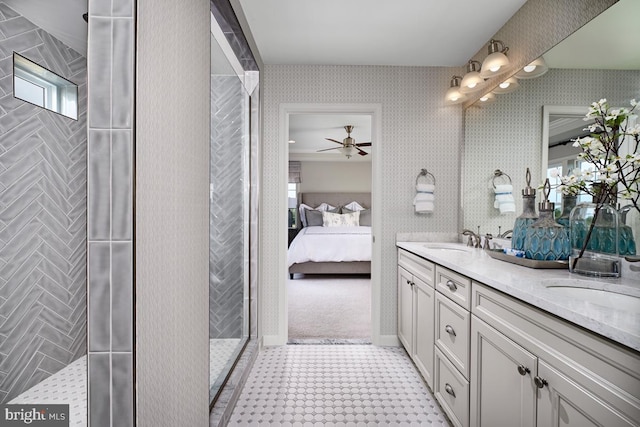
left=414, top=183, right=435, bottom=213
left=494, top=184, right=515, bottom=214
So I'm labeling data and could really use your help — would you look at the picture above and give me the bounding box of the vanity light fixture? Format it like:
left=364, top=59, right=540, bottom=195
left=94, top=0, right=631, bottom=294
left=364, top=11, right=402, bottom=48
left=444, top=75, right=468, bottom=105
left=492, top=77, right=519, bottom=94
left=477, top=92, right=497, bottom=105
left=514, top=57, right=549, bottom=79
left=480, top=39, right=510, bottom=78
left=459, top=60, right=486, bottom=93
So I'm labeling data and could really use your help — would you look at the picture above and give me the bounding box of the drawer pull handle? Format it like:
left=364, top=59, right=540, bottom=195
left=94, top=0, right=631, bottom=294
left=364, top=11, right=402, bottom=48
left=517, top=365, right=530, bottom=376
left=445, top=280, right=457, bottom=291
left=444, top=383, right=456, bottom=398
left=445, top=325, right=456, bottom=337
left=406, top=279, right=411, bottom=285
left=534, top=376, right=548, bottom=389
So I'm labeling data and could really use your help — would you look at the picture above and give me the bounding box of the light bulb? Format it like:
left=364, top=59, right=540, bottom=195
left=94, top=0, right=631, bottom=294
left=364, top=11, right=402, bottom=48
left=499, top=81, right=510, bottom=89
left=523, top=65, right=536, bottom=73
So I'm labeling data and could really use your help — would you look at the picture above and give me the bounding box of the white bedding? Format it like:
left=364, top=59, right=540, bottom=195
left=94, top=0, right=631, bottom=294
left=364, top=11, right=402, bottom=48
left=288, top=226, right=372, bottom=267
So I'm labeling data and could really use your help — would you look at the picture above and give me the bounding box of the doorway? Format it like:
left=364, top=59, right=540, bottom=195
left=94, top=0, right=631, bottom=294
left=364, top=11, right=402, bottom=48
left=277, top=103, right=383, bottom=345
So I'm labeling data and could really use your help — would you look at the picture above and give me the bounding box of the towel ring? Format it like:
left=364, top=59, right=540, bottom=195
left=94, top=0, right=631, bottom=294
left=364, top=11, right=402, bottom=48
left=492, top=169, right=512, bottom=188
left=416, top=169, right=435, bottom=186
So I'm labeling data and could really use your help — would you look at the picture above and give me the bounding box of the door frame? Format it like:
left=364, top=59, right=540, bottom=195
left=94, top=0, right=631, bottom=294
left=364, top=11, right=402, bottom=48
left=277, top=103, right=383, bottom=345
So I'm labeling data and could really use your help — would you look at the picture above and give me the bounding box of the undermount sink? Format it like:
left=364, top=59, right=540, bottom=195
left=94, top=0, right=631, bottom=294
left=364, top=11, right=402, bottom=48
left=542, top=278, right=640, bottom=311
left=422, top=243, right=471, bottom=253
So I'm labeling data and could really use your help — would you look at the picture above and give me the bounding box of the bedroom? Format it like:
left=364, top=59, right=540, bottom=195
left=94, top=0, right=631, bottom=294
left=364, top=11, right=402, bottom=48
left=287, top=114, right=373, bottom=342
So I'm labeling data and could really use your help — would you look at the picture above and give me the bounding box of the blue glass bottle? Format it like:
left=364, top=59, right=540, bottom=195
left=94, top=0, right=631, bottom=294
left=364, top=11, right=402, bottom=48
left=512, top=168, right=537, bottom=251
left=556, top=194, right=576, bottom=228
left=524, top=180, right=570, bottom=261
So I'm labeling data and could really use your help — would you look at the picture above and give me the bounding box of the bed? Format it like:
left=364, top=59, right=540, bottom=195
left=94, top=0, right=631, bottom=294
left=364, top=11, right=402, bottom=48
left=288, top=192, right=372, bottom=278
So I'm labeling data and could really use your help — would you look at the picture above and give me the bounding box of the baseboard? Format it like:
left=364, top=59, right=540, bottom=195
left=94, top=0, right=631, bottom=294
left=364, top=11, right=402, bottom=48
left=262, top=334, right=286, bottom=346
left=375, top=334, right=400, bottom=347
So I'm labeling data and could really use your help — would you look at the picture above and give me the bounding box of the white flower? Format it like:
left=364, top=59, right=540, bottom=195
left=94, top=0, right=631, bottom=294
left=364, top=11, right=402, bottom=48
left=549, top=168, right=560, bottom=178
left=631, top=99, right=637, bottom=107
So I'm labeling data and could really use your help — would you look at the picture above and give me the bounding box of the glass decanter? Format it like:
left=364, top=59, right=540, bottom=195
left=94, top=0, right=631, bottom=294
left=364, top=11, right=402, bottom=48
left=524, top=179, right=570, bottom=261
left=512, top=168, right=538, bottom=251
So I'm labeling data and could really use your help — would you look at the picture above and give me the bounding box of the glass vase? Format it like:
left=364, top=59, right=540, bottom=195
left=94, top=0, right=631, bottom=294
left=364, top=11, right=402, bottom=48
left=569, top=203, right=621, bottom=277
left=524, top=205, right=570, bottom=261
left=556, top=194, right=576, bottom=228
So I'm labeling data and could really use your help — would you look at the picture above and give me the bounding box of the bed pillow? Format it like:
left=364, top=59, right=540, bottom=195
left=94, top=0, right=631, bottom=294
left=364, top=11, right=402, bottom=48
left=305, top=207, right=339, bottom=226
left=322, top=210, right=360, bottom=227
left=343, top=201, right=366, bottom=211
left=299, top=203, right=336, bottom=227
left=343, top=207, right=371, bottom=226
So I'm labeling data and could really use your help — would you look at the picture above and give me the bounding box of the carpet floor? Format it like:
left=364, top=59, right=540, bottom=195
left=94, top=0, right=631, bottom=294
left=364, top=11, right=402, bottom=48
left=288, top=275, right=371, bottom=340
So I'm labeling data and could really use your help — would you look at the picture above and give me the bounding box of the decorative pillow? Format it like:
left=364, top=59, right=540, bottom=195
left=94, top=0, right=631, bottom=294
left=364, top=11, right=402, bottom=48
left=322, top=211, right=360, bottom=227
left=305, top=207, right=339, bottom=226
left=298, top=203, right=336, bottom=227
left=343, top=201, right=365, bottom=211
left=343, top=207, right=371, bottom=226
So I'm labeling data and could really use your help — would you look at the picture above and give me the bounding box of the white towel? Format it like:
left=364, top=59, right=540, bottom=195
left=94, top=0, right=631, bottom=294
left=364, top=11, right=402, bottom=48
left=414, top=183, right=435, bottom=213
left=494, top=184, right=515, bottom=214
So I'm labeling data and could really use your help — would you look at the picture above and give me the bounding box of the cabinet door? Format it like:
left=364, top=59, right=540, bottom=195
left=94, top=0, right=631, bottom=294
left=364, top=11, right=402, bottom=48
left=398, top=266, right=414, bottom=352
left=414, top=276, right=435, bottom=389
left=536, top=359, right=637, bottom=427
left=470, top=316, right=537, bottom=427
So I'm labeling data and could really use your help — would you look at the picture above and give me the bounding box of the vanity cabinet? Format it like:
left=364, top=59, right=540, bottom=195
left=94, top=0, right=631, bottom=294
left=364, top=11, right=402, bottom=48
left=434, top=265, right=472, bottom=427
left=397, top=249, right=436, bottom=389
left=471, top=282, right=640, bottom=427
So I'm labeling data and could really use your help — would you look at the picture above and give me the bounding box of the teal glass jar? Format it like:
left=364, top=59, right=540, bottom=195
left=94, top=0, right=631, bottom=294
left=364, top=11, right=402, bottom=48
left=556, top=194, right=576, bottom=228
left=512, top=168, right=537, bottom=251
left=525, top=201, right=571, bottom=260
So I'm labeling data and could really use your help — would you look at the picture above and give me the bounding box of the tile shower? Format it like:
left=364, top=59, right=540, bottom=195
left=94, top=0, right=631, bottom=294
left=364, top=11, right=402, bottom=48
left=0, top=2, right=88, bottom=423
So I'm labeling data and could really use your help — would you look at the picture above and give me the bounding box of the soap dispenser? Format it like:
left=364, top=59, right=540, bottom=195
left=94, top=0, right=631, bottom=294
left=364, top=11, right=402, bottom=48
left=512, top=168, right=538, bottom=251
left=524, top=179, right=571, bottom=260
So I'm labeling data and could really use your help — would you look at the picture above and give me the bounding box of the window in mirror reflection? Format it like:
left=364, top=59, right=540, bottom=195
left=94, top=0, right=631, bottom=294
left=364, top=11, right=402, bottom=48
left=13, top=52, right=78, bottom=120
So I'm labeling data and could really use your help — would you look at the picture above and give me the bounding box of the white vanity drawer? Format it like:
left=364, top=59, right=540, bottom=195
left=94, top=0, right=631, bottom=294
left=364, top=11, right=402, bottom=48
left=434, top=347, right=469, bottom=427
left=435, top=291, right=470, bottom=379
left=436, top=265, right=471, bottom=310
left=398, top=249, right=435, bottom=287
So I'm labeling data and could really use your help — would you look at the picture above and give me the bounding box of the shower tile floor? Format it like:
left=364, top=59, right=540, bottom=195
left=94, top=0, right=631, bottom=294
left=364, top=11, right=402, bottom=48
left=210, top=338, right=242, bottom=386
left=227, top=345, right=452, bottom=426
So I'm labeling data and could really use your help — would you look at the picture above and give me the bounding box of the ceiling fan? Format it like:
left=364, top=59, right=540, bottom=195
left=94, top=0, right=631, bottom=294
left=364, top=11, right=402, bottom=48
left=317, top=125, right=372, bottom=158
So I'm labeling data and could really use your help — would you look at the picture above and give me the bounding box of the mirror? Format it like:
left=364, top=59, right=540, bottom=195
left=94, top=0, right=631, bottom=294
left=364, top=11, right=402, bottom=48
left=463, top=0, right=640, bottom=236
left=209, top=23, right=253, bottom=403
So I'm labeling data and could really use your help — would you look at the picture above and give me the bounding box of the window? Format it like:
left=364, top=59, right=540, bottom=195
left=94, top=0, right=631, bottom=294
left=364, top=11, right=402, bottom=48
left=13, top=52, right=78, bottom=120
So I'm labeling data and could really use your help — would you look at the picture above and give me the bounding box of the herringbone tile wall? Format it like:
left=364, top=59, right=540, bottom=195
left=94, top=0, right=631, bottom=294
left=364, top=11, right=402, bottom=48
left=0, top=3, right=87, bottom=403
left=210, top=75, right=246, bottom=339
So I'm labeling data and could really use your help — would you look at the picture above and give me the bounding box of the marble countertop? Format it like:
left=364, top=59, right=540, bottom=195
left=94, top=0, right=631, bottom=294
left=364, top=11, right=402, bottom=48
left=396, top=241, right=640, bottom=352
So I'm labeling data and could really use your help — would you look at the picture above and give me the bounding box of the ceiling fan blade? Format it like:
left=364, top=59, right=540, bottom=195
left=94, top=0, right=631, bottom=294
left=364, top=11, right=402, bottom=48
left=356, top=142, right=372, bottom=147
left=325, top=138, right=344, bottom=145
left=317, top=147, right=342, bottom=152
left=356, top=147, right=368, bottom=156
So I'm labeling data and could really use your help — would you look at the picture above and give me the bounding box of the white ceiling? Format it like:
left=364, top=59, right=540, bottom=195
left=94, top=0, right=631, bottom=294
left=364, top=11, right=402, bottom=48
left=237, top=0, right=528, bottom=67
left=4, top=0, right=88, bottom=57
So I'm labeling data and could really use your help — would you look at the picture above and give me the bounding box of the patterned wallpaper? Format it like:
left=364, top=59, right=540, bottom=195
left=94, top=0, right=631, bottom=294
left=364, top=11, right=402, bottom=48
left=463, top=68, right=640, bottom=236
left=261, top=65, right=463, bottom=339
left=0, top=3, right=87, bottom=403
left=134, top=0, right=211, bottom=426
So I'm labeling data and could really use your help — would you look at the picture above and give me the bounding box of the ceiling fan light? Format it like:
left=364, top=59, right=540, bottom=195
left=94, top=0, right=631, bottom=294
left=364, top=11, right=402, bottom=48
left=515, top=57, right=549, bottom=79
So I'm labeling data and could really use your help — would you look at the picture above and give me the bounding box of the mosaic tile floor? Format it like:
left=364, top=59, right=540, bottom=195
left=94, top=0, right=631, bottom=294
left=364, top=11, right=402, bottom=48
left=228, top=345, right=452, bottom=426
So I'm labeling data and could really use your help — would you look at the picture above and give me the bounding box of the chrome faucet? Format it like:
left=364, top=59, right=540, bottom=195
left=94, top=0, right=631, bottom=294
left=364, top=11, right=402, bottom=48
left=461, top=229, right=482, bottom=248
